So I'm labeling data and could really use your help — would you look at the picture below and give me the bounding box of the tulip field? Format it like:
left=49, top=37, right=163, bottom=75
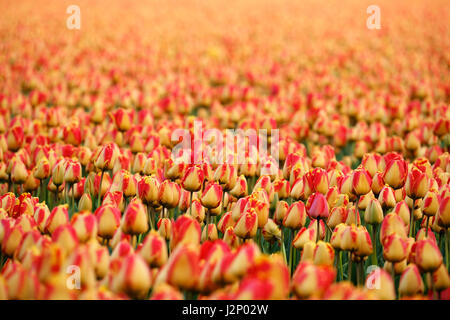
left=0, top=0, right=449, bottom=301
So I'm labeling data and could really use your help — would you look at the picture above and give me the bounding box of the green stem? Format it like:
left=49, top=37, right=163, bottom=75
left=339, top=250, right=343, bottom=281
left=72, top=183, right=75, bottom=212
left=408, top=198, right=415, bottom=237
left=288, top=229, right=293, bottom=276
left=391, top=265, right=396, bottom=284
left=356, top=262, right=361, bottom=286
left=446, top=229, right=449, bottom=272
left=316, top=218, right=320, bottom=243
left=371, top=224, right=378, bottom=266
left=97, top=170, right=105, bottom=209
left=348, top=252, right=353, bottom=282
left=147, top=205, right=153, bottom=230
left=280, top=227, right=287, bottom=265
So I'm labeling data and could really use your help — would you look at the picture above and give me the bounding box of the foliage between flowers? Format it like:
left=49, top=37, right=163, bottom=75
left=0, top=0, right=449, bottom=300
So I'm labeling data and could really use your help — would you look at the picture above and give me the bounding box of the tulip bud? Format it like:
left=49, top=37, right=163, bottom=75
left=234, top=208, right=258, bottom=239
left=382, top=155, right=408, bottom=189
left=432, top=264, right=450, bottom=292
left=313, top=241, right=334, bottom=266
left=330, top=223, right=346, bottom=250
left=273, top=179, right=290, bottom=199
left=217, top=211, right=234, bottom=234
left=157, top=244, right=200, bottom=291
left=121, top=171, right=137, bottom=198
left=291, top=261, right=336, bottom=299
left=399, top=264, right=424, bottom=297
left=365, top=268, right=396, bottom=300
left=143, top=157, right=157, bottom=176
left=71, top=211, right=97, bottom=243
left=229, top=174, right=248, bottom=199
left=393, top=200, right=411, bottom=226
left=200, top=181, right=223, bottom=210
left=262, top=218, right=281, bottom=243
left=64, top=159, right=82, bottom=184
left=282, top=201, right=306, bottom=230
left=137, top=231, right=168, bottom=268
left=414, top=239, right=443, bottom=272
left=164, top=159, right=185, bottom=181
left=345, top=206, right=361, bottom=226
left=358, top=191, right=374, bottom=210
left=235, top=254, right=290, bottom=299
left=326, top=186, right=339, bottom=208
left=436, top=196, right=450, bottom=227
left=405, top=166, right=429, bottom=199
left=52, top=224, right=79, bottom=255
left=6, top=126, right=24, bottom=151
left=33, top=202, right=50, bottom=233
left=114, top=254, right=152, bottom=299
left=351, top=167, right=372, bottom=196
left=371, top=172, right=385, bottom=196
left=121, top=198, right=149, bottom=236
left=10, top=159, right=27, bottom=184
left=94, top=143, right=118, bottom=171
left=273, top=200, right=289, bottom=225
left=78, top=193, right=93, bottom=212
left=137, top=175, right=160, bottom=206
left=34, top=157, right=51, bottom=180
left=383, top=234, right=408, bottom=263
left=378, top=185, right=396, bottom=209
left=157, top=217, right=172, bottom=241
left=1, top=224, right=24, bottom=257
left=290, top=177, right=306, bottom=201
left=170, top=214, right=201, bottom=249
left=223, top=226, right=240, bottom=249
left=354, top=225, right=373, bottom=257
left=340, top=224, right=359, bottom=251
left=421, top=190, right=439, bottom=216
left=186, top=198, right=205, bottom=223
left=306, top=192, right=330, bottom=220
left=45, top=205, right=69, bottom=234
left=95, top=204, right=121, bottom=239
left=24, top=170, right=40, bottom=192
left=181, top=165, right=204, bottom=192
left=51, top=159, right=65, bottom=186
left=110, top=108, right=134, bottom=132
left=201, top=223, right=218, bottom=242
left=159, top=180, right=181, bottom=209
left=364, top=199, right=384, bottom=225
left=327, top=206, right=348, bottom=229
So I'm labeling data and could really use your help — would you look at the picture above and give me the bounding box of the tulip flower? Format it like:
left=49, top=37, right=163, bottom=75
left=71, top=211, right=97, bottom=243
left=113, top=254, right=152, bottom=299
left=121, top=198, right=149, bottom=241
left=137, top=230, right=168, bottom=268
left=399, top=264, right=424, bottom=297
left=365, top=268, right=396, bottom=300
left=413, top=239, right=443, bottom=273
left=351, top=167, right=372, bottom=196
left=291, top=261, right=336, bottom=299
left=155, top=244, right=200, bottom=292
left=200, top=181, right=223, bottom=211
left=234, top=208, right=258, bottom=240
left=44, top=205, right=69, bottom=235
left=405, top=166, right=429, bottom=199
left=382, top=154, right=408, bottom=189
left=170, top=214, right=201, bottom=250
left=95, top=204, right=121, bottom=240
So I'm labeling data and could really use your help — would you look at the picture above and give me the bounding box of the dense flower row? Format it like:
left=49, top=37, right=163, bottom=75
left=0, top=0, right=449, bottom=300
